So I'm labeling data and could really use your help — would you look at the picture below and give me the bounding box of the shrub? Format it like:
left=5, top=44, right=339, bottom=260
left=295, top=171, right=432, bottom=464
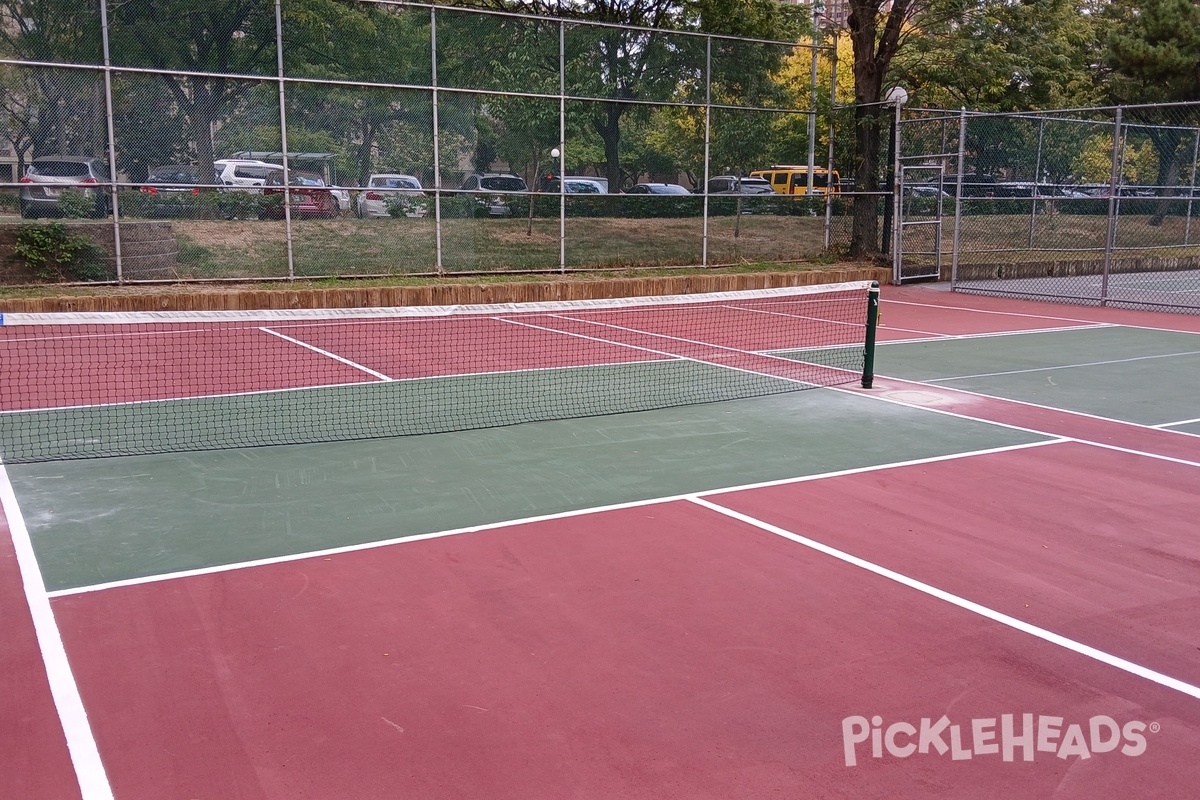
left=12, top=222, right=113, bottom=282
left=57, top=189, right=96, bottom=219
left=385, top=194, right=429, bottom=218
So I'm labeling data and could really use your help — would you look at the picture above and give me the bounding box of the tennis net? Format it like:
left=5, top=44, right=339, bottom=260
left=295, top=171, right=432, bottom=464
left=0, top=281, right=879, bottom=463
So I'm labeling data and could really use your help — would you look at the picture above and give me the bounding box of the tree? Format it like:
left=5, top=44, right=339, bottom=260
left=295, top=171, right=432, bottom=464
left=279, top=0, right=442, bottom=185
left=895, top=0, right=1103, bottom=112
left=845, top=0, right=917, bottom=257
left=106, top=1, right=278, bottom=180
left=472, top=0, right=802, bottom=187
left=0, top=0, right=106, bottom=158
left=1105, top=0, right=1200, bottom=223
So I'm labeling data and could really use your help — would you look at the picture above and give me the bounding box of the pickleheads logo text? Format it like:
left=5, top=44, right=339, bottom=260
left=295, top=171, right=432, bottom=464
left=842, top=714, right=1156, bottom=767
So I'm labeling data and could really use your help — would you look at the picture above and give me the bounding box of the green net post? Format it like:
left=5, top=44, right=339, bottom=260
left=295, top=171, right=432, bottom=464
left=861, top=282, right=880, bottom=388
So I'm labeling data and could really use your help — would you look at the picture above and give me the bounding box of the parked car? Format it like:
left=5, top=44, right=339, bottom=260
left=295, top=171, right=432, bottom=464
left=536, top=174, right=608, bottom=194
left=553, top=178, right=607, bottom=194
left=18, top=155, right=112, bottom=218
left=625, top=183, right=691, bottom=195
left=138, top=165, right=204, bottom=217
left=905, top=183, right=951, bottom=198
left=355, top=174, right=426, bottom=218
left=459, top=172, right=528, bottom=217
left=260, top=170, right=340, bottom=219
left=329, top=185, right=352, bottom=213
left=705, top=176, right=774, bottom=195
left=957, top=174, right=1000, bottom=198
left=214, top=158, right=283, bottom=192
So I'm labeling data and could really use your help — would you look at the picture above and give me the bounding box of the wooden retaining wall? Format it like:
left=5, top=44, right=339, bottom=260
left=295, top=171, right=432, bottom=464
left=0, top=267, right=891, bottom=313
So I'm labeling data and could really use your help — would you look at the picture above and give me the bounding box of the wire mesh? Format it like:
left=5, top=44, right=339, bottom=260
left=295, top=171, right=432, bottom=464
left=924, top=105, right=1200, bottom=312
left=0, top=0, right=836, bottom=285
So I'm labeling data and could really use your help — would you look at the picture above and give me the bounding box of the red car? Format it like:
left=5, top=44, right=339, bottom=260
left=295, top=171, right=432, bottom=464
left=260, top=170, right=339, bottom=219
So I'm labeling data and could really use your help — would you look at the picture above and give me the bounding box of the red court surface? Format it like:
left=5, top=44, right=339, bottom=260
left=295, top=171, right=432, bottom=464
left=0, top=510, right=81, bottom=800
left=41, top=467, right=1200, bottom=799
left=879, top=283, right=1200, bottom=336
left=3, top=284, right=1199, bottom=799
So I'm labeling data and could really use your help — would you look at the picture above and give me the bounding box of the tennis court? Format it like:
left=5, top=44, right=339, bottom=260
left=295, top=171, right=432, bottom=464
left=2, top=281, right=1199, bottom=799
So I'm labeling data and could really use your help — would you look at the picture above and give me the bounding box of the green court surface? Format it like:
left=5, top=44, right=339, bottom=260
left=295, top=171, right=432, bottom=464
left=11, top=387, right=1045, bottom=593
left=873, top=326, right=1200, bottom=425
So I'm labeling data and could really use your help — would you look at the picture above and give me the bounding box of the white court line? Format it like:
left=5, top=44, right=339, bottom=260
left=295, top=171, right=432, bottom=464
left=497, top=317, right=857, bottom=384
left=539, top=312, right=860, bottom=380
left=882, top=297, right=1110, bottom=324
left=924, top=348, right=1200, bottom=383
left=889, top=297, right=1200, bottom=337
left=688, top=495, right=1200, bottom=702
left=0, top=355, right=677, bottom=417
left=0, top=465, right=113, bottom=800
left=718, top=303, right=869, bottom=331
left=1154, top=416, right=1200, bottom=430
left=876, top=323, right=1115, bottom=347
left=47, top=440, right=1064, bottom=598
left=259, top=326, right=394, bottom=381
left=833, top=385, right=1200, bottom=467
left=864, top=376, right=1200, bottom=442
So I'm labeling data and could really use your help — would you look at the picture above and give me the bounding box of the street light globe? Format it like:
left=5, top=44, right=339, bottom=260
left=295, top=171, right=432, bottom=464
left=550, top=148, right=561, bottom=159
left=885, top=86, right=909, bottom=107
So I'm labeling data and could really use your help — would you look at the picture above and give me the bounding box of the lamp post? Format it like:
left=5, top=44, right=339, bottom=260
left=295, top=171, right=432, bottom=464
left=881, top=85, right=908, bottom=258
left=806, top=4, right=824, bottom=196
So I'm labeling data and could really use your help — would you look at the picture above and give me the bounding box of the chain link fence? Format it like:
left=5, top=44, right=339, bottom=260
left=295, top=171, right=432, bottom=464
left=896, top=104, right=1200, bottom=313
left=0, top=0, right=843, bottom=285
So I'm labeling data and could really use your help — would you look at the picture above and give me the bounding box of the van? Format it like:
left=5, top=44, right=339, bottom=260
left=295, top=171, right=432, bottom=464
left=749, top=166, right=841, bottom=196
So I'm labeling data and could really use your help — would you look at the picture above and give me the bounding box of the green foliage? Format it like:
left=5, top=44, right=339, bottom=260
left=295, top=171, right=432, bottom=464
left=12, top=222, right=111, bottom=282
left=1105, top=0, right=1200, bottom=104
left=221, top=192, right=270, bottom=220
left=384, top=194, right=429, bottom=218
left=896, top=0, right=1104, bottom=111
left=55, top=189, right=89, bottom=218
left=437, top=196, right=481, bottom=219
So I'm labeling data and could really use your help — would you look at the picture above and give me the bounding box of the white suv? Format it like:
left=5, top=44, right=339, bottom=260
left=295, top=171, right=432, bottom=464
left=214, top=158, right=283, bottom=192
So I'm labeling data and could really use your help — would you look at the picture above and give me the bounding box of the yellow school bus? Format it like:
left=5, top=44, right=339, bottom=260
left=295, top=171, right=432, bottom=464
left=749, top=166, right=841, bottom=196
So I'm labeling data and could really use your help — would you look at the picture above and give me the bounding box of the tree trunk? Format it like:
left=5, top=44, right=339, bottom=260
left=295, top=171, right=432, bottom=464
left=850, top=103, right=883, bottom=257
left=595, top=101, right=623, bottom=189
left=1149, top=127, right=1184, bottom=226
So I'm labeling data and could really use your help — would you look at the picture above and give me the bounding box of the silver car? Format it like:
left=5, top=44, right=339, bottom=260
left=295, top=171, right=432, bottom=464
left=19, top=155, right=112, bottom=218
left=355, top=174, right=426, bottom=218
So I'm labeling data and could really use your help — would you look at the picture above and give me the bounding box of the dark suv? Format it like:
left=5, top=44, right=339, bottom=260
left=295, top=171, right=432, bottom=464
left=459, top=172, right=528, bottom=216
left=19, top=155, right=112, bottom=218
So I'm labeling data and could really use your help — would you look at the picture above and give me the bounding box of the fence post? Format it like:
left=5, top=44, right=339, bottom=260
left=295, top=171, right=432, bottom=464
left=949, top=108, right=966, bottom=287
left=701, top=35, right=712, bottom=267
left=430, top=7, right=444, bottom=276
left=273, top=0, right=294, bottom=280
left=823, top=28, right=837, bottom=250
left=886, top=99, right=903, bottom=281
left=99, top=0, right=123, bottom=283
left=1029, top=116, right=1045, bottom=249
left=1187, top=129, right=1199, bottom=246
left=558, top=19, right=566, bottom=273
left=1102, top=107, right=1124, bottom=306
left=806, top=9, right=819, bottom=196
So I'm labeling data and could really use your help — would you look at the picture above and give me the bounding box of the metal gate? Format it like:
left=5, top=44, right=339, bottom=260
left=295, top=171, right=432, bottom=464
left=892, top=165, right=946, bottom=283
